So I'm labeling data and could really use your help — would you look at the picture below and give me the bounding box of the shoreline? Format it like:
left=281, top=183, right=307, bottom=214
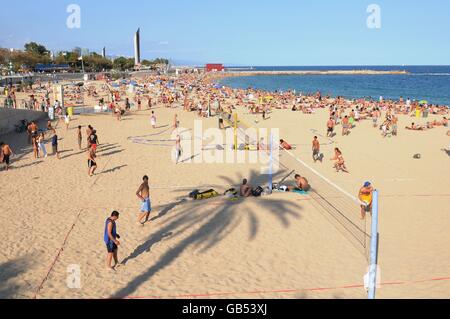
left=211, top=69, right=409, bottom=79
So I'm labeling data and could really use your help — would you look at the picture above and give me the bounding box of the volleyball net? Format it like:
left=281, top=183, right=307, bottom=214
left=223, top=111, right=372, bottom=255
left=222, top=110, right=379, bottom=297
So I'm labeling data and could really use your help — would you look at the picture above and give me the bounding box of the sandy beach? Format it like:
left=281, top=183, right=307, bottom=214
left=1, top=75, right=449, bottom=300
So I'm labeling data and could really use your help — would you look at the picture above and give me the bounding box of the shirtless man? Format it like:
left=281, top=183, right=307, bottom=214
left=342, top=116, right=350, bottom=136
left=326, top=117, right=335, bottom=137
left=77, top=126, right=83, bottom=150
left=240, top=179, right=253, bottom=197
left=87, top=146, right=97, bottom=176
left=359, top=182, right=374, bottom=219
left=0, top=142, right=14, bottom=171
left=312, top=136, right=322, bottom=163
left=86, top=125, right=93, bottom=149
left=288, top=174, right=311, bottom=192
left=136, top=175, right=151, bottom=225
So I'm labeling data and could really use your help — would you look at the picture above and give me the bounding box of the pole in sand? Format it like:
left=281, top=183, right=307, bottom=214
left=368, top=190, right=379, bottom=299
left=234, top=113, right=238, bottom=151
left=268, top=133, right=273, bottom=194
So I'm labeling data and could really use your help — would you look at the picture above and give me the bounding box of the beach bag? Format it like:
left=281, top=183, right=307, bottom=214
left=189, top=190, right=200, bottom=199
left=224, top=188, right=238, bottom=197
left=252, top=186, right=264, bottom=197
left=194, top=189, right=220, bottom=200
left=224, top=188, right=239, bottom=201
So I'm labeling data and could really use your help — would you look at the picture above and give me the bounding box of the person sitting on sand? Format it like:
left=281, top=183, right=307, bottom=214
left=405, top=122, right=424, bottom=131
left=331, top=148, right=349, bottom=173
left=240, top=179, right=253, bottom=197
left=359, top=182, right=374, bottom=219
left=280, top=139, right=292, bottom=150
left=288, top=174, right=311, bottom=192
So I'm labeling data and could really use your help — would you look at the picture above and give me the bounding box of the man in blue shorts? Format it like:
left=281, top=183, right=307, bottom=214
left=136, top=175, right=151, bottom=225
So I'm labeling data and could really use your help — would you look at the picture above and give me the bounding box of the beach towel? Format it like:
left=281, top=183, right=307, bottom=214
left=292, top=189, right=309, bottom=195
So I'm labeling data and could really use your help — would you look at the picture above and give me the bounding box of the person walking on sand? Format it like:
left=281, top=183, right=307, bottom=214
left=359, top=182, right=374, bottom=219
left=37, top=132, right=47, bottom=158
left=64, top=114, right=70, bottom=131
left=104, top=211, right=121, bottom=270
left=88, top=130, right=100, bottom=154
left=312, top=136, right=322, bottom=163
left=77, top=126, right=83, bottom=150
left=326, top=117, right=335, bottom=137
left=136, top=175, right=152, bottom=225
left=173, top=114, right=179, bottom=129
left=151, top=111, right=157, bottom=129
left=0, top=142, right=14, bottom=171
left=87, top=145, right=97, bottom=177
left=51, top=130, right=60, bottom=160
left=86, top=125, right=93, bottom=149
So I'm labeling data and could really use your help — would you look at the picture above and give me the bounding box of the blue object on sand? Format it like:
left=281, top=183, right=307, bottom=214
left=293, top=189, right=309, bottom=195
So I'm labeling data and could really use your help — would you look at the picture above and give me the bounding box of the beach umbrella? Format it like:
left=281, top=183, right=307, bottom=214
left=419, top=100, right=428, bottom=105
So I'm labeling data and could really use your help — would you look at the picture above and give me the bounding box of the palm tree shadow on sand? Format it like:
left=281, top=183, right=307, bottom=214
left=0, top=256, right=31, bottom=299
left=111, top=168, right=303, bottom=298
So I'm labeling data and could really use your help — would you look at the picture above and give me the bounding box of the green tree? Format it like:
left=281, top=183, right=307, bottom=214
left=83, top=53, right=113, bottom=72
left=24, top=42, right=49, bottom=56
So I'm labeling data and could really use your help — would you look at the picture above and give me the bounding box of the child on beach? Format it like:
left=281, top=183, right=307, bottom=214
left=37, top=133, right=47, bottom=158
left=77, top=126, right=82, bottom=150
left=151, top=112, right=157, bottom=129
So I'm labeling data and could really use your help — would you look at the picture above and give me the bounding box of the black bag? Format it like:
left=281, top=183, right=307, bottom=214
left=189, top=190, right=200, bottom=199
left=252, top=186, right=264, bottom=197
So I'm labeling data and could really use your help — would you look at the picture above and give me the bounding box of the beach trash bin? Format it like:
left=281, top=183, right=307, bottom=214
left=67, top=107, right=74, bottom=116
left=423, top=109, right=429, bottom=118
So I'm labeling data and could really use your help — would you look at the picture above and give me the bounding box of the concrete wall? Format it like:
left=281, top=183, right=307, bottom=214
left=0, top=108, right=48, bottom=136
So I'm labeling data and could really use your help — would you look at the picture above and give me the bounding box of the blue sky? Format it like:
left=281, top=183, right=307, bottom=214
left=0, top=0, right=449, bottom=66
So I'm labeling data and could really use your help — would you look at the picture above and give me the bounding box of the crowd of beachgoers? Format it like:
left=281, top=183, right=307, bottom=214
left=2, top=71, right=449, bottom=173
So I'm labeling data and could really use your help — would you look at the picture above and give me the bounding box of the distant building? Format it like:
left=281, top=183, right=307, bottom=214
left=205, top=64, right=224, bottom=72
left=102, top=47, right=106, bottom=59
left=134, top=28, right=141, bottom=66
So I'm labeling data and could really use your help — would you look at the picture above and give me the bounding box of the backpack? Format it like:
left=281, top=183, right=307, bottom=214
left=252, top=186, right=264, bottom=197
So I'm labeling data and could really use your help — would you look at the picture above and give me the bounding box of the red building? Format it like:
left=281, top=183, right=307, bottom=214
left=205, top=64, right=224, bottom=72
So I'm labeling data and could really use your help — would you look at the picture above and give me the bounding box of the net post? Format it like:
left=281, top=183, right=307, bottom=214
left=234, top=113, right=238, bottom=151
left=268, top=133, right=273, bottom=194
left=368, top=190, right=379, bottom=299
